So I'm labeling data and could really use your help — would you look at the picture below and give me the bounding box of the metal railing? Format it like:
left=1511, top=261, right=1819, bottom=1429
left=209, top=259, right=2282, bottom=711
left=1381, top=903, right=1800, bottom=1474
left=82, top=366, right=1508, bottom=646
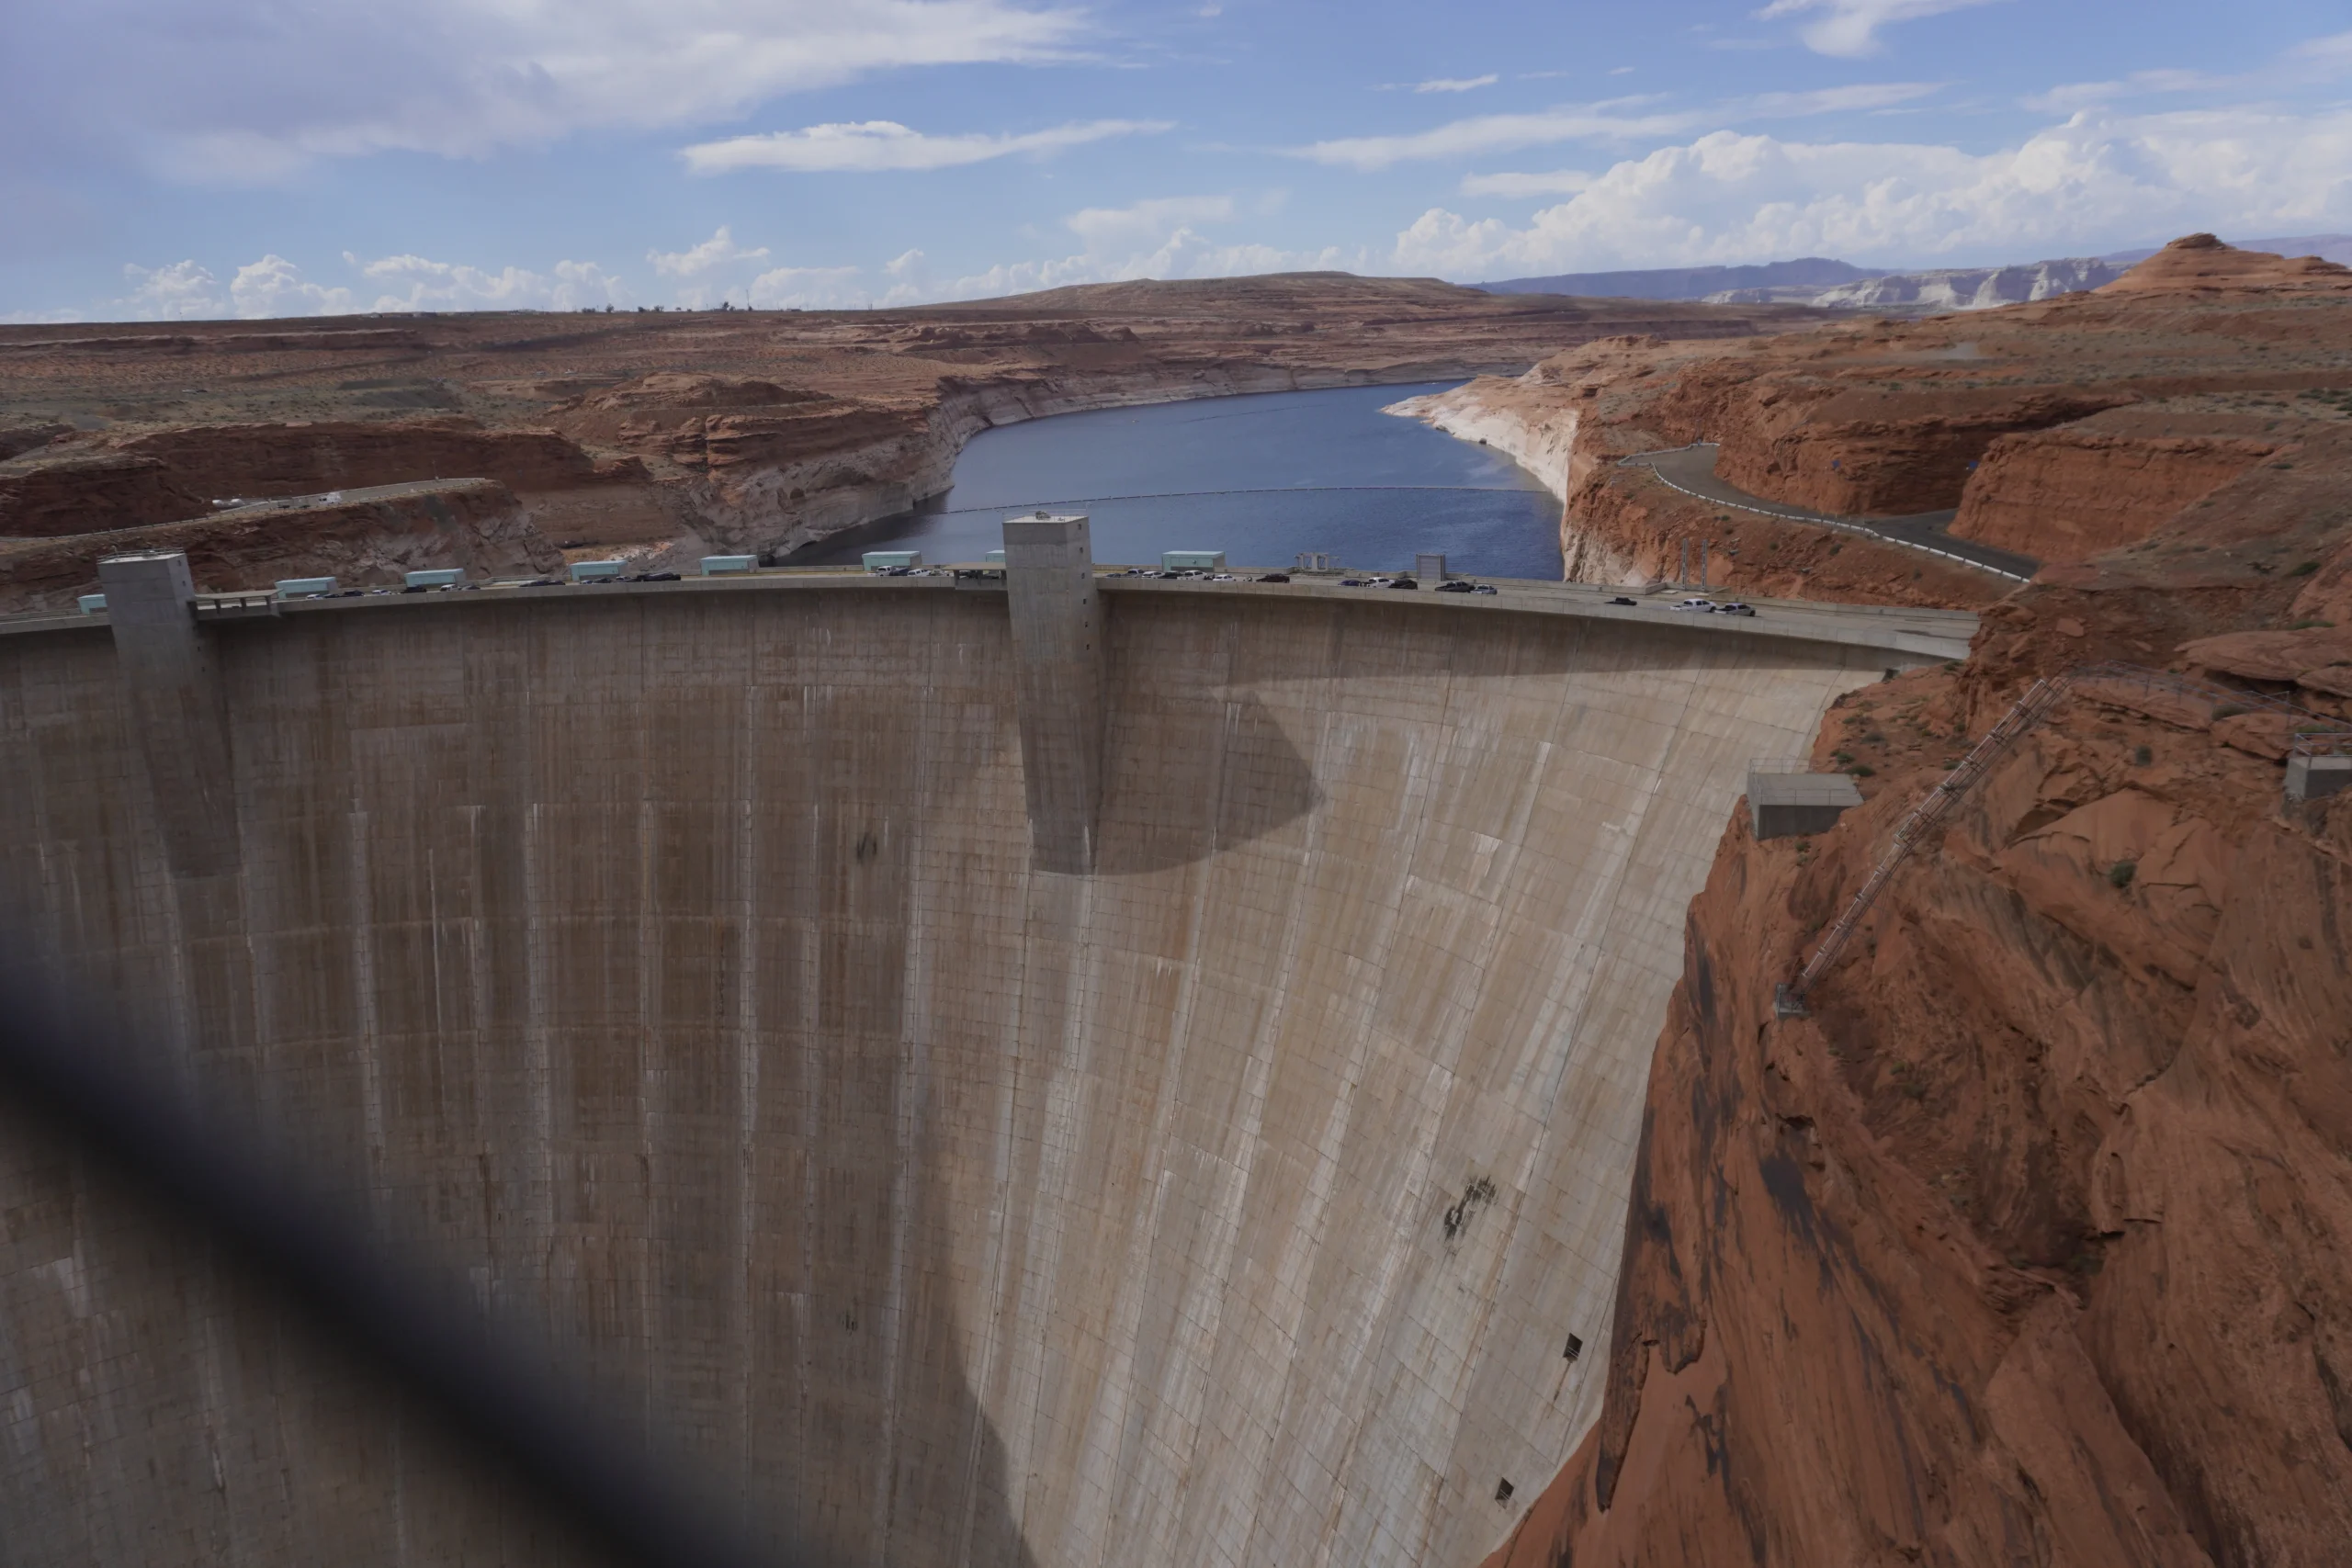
left=1617, top=443, right=2034, bottom=584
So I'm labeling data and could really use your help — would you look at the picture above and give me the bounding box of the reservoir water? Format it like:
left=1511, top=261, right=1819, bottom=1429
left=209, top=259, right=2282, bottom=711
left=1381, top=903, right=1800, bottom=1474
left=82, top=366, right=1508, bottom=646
left=783, top=381, right=1565, bottom=578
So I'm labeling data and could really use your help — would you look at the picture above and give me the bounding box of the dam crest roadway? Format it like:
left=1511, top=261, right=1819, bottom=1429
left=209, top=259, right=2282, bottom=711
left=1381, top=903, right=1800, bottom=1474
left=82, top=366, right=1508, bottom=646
left=0, top=547, right=1972, bottom=1568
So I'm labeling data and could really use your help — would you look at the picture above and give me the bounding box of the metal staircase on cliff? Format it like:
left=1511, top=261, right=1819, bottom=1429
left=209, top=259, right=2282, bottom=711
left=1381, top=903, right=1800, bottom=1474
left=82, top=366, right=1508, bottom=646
left=1773, top=660, right=2352, bottom=1019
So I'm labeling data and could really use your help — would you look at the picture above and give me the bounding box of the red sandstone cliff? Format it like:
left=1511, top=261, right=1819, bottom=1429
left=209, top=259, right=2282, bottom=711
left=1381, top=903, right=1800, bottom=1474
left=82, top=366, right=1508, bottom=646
left=1471, top=238, right=2352, bottom=1568
left=1952, top=427, right=2279, bottom=562
left=1399, top=235, right=2352, bottom=615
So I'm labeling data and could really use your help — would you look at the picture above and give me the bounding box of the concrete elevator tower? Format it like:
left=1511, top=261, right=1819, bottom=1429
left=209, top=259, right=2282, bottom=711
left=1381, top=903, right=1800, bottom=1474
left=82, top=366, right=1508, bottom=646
left=1001, top=513, right=1106, bottom=874
left=95, top=550, right=242, bottom=880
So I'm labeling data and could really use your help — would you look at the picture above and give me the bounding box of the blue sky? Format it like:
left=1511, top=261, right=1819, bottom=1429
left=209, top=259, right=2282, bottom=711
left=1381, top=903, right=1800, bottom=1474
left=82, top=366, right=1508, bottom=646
left=4, top=0, right=2349, bottom=321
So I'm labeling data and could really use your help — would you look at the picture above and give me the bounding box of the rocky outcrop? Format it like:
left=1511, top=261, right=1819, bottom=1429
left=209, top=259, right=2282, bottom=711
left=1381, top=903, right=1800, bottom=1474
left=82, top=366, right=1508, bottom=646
left=0, top=450, right=209, bottom=537
left=1455, top=239, right=2352, bottom=1568
left=2176, top=626, right=2352, bottom=684
left=1388, top=341, right=2012, bottom=604
left=1686, top=379, right=2135, bottom=518
left=94, top=418, right=605, bottom=501
left=1487, top=649, right=2352, bottom=1568
left=1386, top=378, right=1579, bottom=495
left=1953, top=431, right=2280, bottom=561
left=1389, top=374, right=1657, bottom=583
left=0, top=479, right=554, bottom=610
left=0, top=273, right=1831, bottom=592
left=0, top=421, right=69, bottom=462
left=2100, top=232, right=2352, bottom=297
left=0, top=327, right=426, bottom=356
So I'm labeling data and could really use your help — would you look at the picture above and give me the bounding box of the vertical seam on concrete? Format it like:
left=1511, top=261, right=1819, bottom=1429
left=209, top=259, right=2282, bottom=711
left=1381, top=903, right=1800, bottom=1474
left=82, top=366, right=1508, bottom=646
left=1070, top=603, right=1238, bottom=1568
left=956, top=669, right=1031, bottom=1565
left=731, top=676, right=759, bottom=1539
left=1401, top=616, right=1593, bottom=1560
left=349, top=803, right=385, bottom=1230
left=1003, top=868, right=1106, bottom=1538
left=524, top=792, right=552, bottom=1303
left=792, top=692, right=821, bottom=1551
left=1231, top=616, right=1384, bottom=1568
left=875, top=612, right=934, bottom=1560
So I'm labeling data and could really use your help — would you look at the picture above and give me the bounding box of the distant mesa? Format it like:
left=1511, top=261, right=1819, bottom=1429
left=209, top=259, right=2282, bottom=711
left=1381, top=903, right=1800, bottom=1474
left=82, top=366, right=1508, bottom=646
left=2098, top=231, right=2352, bottom=295
left=1479, top=257, right=1875, bottom=302
left=1482, top=233, right=2352, bottom=312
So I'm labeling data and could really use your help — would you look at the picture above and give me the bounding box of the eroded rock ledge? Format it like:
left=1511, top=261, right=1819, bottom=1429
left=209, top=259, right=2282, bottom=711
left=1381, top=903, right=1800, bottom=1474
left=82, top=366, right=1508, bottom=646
left=0, top=274, right=1826, bottom=607
left=1472, top=234, right=2352, bottom=1568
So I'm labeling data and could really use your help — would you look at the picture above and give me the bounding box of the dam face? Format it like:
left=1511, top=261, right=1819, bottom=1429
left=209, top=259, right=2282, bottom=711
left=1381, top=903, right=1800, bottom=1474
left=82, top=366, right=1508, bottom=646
left=0, top=579, right=1945, bottom=1568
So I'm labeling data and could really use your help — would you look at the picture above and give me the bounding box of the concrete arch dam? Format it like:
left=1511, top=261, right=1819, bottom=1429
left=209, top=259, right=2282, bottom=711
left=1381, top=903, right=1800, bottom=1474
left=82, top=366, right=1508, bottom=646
left=0, top=568, right=1968, bottom=1568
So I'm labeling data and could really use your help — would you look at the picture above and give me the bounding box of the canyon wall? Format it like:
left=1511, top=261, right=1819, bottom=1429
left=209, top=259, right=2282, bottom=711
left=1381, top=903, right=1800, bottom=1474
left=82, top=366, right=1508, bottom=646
left=1388, top=346, right=2000, bottom=605
left=1461, top=235, right=2352, bottom=1568
left=0, top=275, right=1831, bottom=605
left=685, top=362, right=1451, bottom=558
left=1384, top=379, right=1639, bottom=583
left=1486, top=656, right=2352, bottom=1568
left=1951, top=430, right=2279, bottom=561
left=0, top=479, right=557, bottom=612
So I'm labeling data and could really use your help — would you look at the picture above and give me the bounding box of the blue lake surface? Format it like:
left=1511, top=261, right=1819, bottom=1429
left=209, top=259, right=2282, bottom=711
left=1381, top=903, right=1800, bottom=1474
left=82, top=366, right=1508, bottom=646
left=782, top=381, right=1565, bottom=579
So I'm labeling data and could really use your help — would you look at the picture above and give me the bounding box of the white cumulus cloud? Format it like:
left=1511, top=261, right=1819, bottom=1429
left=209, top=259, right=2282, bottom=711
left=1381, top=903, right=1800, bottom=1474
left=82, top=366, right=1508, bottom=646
left=1064, top=196, right=1237, bottom=248
left=650, top=226, right=773, bottom=276
left=1460, top=169, right=1595, bottom=198
left=352, top=254, right=631, bottom=312
left=884, top=196, right=1353, bottom=304
left=1756, top=0, right=2014, bottom=59
left=748, top=265, right=866, bottom=309
left=1302, top=107, right=1695, bottom=172
left=1298, top=84, right=1938, bottom=170
left=116, top=260, right=229, bottom=321
left=6, top=0, right=1088, bottom=183
left=107, top=253, right=633, bottom=318
left=1391, top=107, right=2352, bottom=278
left=230, top=254, right=355, bottom=318
left=680, top=118, right=1171, bottom=174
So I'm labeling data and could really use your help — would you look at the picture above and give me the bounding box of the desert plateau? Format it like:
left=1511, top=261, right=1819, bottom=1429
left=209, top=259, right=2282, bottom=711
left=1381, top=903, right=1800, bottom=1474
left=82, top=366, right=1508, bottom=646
left=6, top=232, right=2352, bottom=1568
left=0, top=277, right=1822, bottom=611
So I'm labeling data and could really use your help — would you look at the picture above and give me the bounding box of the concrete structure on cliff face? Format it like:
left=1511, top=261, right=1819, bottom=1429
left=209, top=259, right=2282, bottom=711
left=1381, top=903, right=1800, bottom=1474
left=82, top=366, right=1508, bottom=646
left=0, top=558, right=1969, bottom=1568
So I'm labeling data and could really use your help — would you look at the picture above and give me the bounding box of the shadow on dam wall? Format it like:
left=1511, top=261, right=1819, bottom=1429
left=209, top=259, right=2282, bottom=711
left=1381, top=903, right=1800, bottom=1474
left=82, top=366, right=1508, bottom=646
left=0, top=584, right=1910, bottom=1568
